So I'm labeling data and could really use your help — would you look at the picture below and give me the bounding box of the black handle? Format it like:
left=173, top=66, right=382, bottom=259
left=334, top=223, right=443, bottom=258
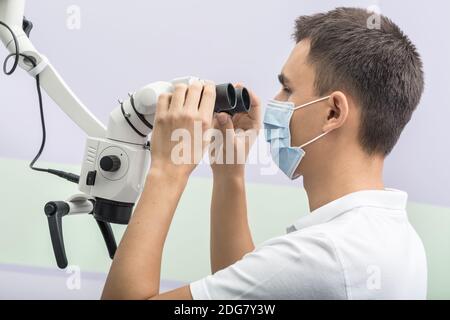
left=44, top=200, right=118, bottom=269
left=44, top=201, right=70, bottom=269
left=95, top=219, right=117, bottom=259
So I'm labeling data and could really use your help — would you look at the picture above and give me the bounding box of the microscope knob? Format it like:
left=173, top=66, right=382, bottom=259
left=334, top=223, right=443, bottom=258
left=100, top=155, right=121, bottom=172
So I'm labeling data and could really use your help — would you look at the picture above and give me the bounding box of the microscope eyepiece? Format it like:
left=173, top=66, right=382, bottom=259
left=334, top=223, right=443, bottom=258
left=235, top=87, right=251, bottom=113
left=214, top=83, right=236, bottom=113
left=214, top=84, right=251, bottom=115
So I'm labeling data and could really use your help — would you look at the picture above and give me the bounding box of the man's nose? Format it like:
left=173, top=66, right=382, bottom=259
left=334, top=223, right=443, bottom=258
left=273, top=91, right=285, bottom=101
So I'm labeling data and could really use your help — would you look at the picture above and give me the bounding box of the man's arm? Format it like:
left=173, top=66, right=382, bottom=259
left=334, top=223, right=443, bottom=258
left=102, top=80, right=216, bottom=300
left=210, top=173, right=255, bottom=273
left=209, top=86, right=261, bottom=273
left=102, top=169, right=190, bottom=300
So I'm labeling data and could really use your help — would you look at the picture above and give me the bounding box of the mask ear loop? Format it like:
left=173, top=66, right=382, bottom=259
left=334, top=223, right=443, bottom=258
left=293, top=96, right=330, bottom=110
left=299, top=131, right=329, bottom=149
left=293, top=95, right=331, bottom=149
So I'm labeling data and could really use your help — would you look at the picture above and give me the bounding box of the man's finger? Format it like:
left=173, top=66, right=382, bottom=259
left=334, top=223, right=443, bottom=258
left=185, top=80, right=203, bottom=112
left=169, top=83, right=188, bottom=111
left=155, top=92, right=171, bottom=119
left=199, top=81, right=216, bottom=118
left=216, top=112, right=233, bottom=129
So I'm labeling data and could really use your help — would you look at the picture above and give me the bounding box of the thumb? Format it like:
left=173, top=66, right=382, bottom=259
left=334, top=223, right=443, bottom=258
left=215, top=112, right=234, bottom=133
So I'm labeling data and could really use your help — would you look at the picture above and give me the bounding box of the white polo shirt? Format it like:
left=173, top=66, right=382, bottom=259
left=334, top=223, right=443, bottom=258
left=190, top=188, right=427, bottom=300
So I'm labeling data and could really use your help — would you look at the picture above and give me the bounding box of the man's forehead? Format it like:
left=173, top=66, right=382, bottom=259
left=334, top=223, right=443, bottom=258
left=281, top=40, right=311, bottom=82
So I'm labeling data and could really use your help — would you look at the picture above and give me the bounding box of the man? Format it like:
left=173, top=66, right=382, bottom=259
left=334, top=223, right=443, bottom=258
left=102, top=7, right=426, bottom=300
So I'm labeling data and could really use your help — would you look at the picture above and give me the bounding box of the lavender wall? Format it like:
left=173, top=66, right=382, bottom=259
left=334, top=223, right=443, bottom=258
left=0, top=0, right=449, bottom=207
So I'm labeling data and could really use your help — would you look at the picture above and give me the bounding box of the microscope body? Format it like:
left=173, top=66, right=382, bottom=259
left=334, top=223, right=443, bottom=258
left=78, top=79, right=185, bottom=224
left=78, top=137, right=150, bottom=224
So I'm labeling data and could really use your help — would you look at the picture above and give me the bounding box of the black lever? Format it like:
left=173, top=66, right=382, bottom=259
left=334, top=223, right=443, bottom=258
left=44, top=201, right=69, bottom=269
left=95, top=219, right=117, bottom=259
left=44, top=199, right=117, bottom=269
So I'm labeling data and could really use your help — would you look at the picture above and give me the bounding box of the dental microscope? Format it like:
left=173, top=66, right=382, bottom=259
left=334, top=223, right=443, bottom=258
left=0, top=0, right=251, bottom=268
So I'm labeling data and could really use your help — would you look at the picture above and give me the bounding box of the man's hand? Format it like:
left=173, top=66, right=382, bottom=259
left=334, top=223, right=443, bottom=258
left=209, top=84, right=260, bottom=273
left=150, top=80, right=216, bottom=179
left=209, top=84, right=261, bottom=177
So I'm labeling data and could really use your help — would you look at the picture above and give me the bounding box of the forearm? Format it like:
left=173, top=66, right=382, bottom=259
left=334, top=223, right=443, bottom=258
left=101, top=169, right=188, bottom=300
left=210, top=173, right=255, bottom=273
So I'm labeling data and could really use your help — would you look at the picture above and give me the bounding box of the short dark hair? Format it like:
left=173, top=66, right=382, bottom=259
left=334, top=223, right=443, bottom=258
left=293, top=7, right=424, bottom=156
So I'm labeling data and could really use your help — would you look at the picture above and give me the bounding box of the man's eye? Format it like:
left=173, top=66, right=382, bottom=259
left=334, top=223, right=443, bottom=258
left=282, top=87, right=292, bottom=94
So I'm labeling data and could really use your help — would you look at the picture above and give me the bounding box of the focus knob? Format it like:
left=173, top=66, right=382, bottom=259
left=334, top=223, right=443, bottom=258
left=100, top=155, right=121, bottom=172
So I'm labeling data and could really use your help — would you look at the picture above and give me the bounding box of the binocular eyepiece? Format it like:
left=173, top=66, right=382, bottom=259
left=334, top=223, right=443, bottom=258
left=131, top=79, right=252, bottom=124
left=214, top=84, right=251, bottom=115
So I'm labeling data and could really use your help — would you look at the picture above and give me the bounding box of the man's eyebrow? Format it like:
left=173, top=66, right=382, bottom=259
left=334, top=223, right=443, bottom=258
left=278, top=73, right=291, bottom=86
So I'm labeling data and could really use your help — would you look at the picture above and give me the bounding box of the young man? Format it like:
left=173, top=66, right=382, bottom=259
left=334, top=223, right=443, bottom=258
left=102, top=7, right=426, bottom=300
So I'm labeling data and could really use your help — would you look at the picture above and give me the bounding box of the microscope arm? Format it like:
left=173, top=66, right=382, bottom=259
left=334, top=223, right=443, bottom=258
left=0, top=0, right=115, bottom=268
left=0, top=0, right=106, bottom=138
left=37, top=64, right=107, bottom=138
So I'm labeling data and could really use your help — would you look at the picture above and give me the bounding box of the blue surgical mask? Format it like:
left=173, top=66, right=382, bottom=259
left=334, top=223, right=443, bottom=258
left=263, top=96, right=330, bottom=180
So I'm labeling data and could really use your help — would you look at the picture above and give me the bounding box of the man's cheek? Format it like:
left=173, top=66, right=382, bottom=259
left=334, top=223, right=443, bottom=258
left=289, top=116, right=303, bottom=147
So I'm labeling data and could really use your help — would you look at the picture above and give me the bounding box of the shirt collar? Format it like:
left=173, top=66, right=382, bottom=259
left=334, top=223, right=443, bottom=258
left=286, top=188, right=408, bottom=233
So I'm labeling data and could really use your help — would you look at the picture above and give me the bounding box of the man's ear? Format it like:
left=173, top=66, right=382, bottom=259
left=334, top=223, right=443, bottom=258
left=322, top=91, right=349, bottom=132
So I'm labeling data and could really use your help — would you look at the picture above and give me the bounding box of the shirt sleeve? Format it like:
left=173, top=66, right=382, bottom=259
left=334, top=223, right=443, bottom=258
left=189, top=231, right=346, bottom=300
